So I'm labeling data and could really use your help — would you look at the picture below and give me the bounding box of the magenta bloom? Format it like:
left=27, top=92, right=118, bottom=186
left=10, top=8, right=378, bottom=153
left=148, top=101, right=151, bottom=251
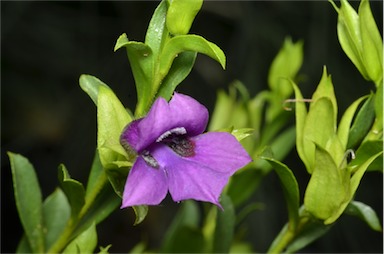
left=120, top=93, right=251, bottom=208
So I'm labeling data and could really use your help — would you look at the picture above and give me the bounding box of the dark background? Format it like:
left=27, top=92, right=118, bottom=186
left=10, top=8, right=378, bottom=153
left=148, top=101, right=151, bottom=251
left=1, top=1, right=383, bottom=253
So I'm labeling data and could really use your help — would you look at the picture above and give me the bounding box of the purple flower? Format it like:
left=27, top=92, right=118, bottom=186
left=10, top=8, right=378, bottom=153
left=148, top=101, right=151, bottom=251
left=120, top=93, right=251, bottom=208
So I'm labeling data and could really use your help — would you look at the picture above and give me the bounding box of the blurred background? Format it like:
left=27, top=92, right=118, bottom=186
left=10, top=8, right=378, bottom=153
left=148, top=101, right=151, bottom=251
left=2, top=1, right=382, bottom=252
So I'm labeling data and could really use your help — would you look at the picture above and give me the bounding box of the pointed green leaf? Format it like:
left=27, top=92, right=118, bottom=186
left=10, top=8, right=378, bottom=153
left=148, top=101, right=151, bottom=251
left=79, top=75, right=110, bottom=106
left=133, top=205, right=149, bottom=225
left=43, top=188, right=71, bottom=250
left=304, top=146, right=349, bottom=222
left=97, top=85, right=132, bottom=169
left=156, top=51, right=197, bottom=101
left=349, top=140, right=383, bottom=172
left=63, top=223, right=97, bottom=254
left=98, top=244, right=112, bottom=254
left=166, top=0, right=203, bottom=35
left=213, top=195, right=235, bottom=253
left=261, top=155, right=300, bottom=229
left=9, top=152, right=45, bottom=253
left=158, top=34, right=225, bottom=89
left=268, top=37, right=303, bottom=98
left=345, top=200, right=382, bottom=232
left=85, top=151, right=105, bottom=202
left=231, top=128, right=254, bottom=142
left=58, top=164, right=86, bottom=218
left=303, top=98, right=336, bottom=172
left=337, top=96, right=368, bottom=149
left=374, top=82, right=383, bottom=129
left=359, top=0, right=383, bottom=84
left=347, top=94, right=375, bottom=148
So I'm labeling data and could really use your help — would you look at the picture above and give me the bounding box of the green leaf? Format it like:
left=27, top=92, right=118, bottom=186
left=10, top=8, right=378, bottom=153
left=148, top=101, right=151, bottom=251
left=58, top=164, right=86, bottom=219
left=304, top=146, right=349, bottom=222
left=349, top=140, right=383, bottom=172
left=231, top=128, right=254, bottom=142
left=63, top=223, right=98, bottom=254
left=347, top=94, right=375, bottom=148
left=374, top=82, right=383, bottom=129
left=161, top=201, right=201, bottom=252
left=43, top=188, right=71, bottom=250
left=166, top=0, right=203, bottom=35
left=213, top=195, right=235, bottom=253
left=114, top=34, right=154, bottom=116
left=16, top=235, right=31, bottom=253
left=359, top=0, right=383, bottom=84
left=157, top=34, right=225, bottom=89
left=261, top=154, right=300, bottom=230
left=345, top=200, right=382, bottom=231
left=303, top=98, right=337, bottom=172
left=97, top=85, right=132, bottom=169
left=79, top=75, right=110, bottom=106
left=9, top=152, right=45, bottom=253
left=337, top=96, right=368, bottom=150
left=156, top=51, right=197, bottom=101
left=85, top=151, right=106, bottom=202
left=268, top=37, right=303, bottom=98
left=133, top=205, right=149, bottom=225
left=98, top=244, right=112, bottom=254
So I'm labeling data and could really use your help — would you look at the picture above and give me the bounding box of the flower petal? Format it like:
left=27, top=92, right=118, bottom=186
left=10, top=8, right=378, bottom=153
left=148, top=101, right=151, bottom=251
left=151, top=132, right=251, bottom=206
left=121, top=156, right=168, bottom=208
left=121, top=93, right=208, bottom=153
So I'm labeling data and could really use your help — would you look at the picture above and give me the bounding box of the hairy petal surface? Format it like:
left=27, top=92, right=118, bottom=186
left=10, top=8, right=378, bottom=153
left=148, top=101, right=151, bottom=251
left=121, top=93, right=208, bottom=153
left=121, top=156, right=168, bottom=208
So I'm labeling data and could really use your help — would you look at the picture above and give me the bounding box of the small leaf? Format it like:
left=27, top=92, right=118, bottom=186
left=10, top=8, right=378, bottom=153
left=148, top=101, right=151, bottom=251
left=43, top=188, right=71, bottom=250
left=9, top=152, right=45, bottom=253
left=345, top=200, right=382, bottom=231
left=63, top=223, right=98, bottom=254
left=213, top=195, right=235, bottom=253
left=114, top=34, right=154, bottom=116
left=268, top=37, right=303, bottom=98
left=166, top=0, right=203, bottom=35
left=133, top=205, right=149, bottom=225
left=347, top=94, right=375, bottom=148
left=359, top=0, right=383, bottom=84
left=158, top=34, right=225, bottom=88
left=156, top=51, right=197, bottom=101
left=97, top=85, right=132, bottom=169
left=58, top=164, right=86, bottom=219
left=79, top=75, right=110, bottom=106
left=304, top=146, right=349, bottom=222
left=98, top=244, right=112, bottom=254
left=261, top=155, right=300, bottom=230
left=231, top=128, right=254, bottom=142
left=349, top=140, right=383, bottom=172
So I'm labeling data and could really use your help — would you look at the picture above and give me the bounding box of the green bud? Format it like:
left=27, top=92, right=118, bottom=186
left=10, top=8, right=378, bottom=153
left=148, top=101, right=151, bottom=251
left=166, top=0, right=203, bottom=35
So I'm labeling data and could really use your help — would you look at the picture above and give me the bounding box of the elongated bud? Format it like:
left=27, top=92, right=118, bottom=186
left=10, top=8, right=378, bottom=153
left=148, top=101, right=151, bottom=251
left=166, top=0, right=203, bottom=35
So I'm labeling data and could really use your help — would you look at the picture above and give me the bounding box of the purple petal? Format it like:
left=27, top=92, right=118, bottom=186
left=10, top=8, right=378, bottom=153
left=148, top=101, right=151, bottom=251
left=151, top=132, right=251, bottom=206
left=120, top=93, right=208, bottom=153
left=121, top=156, right=168, bottom=208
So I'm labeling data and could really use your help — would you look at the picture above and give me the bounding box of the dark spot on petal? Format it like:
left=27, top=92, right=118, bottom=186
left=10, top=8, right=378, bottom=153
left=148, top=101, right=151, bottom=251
left=164, top=136, right=195, bottom=157
left=142, top=150, right=159, bottom=169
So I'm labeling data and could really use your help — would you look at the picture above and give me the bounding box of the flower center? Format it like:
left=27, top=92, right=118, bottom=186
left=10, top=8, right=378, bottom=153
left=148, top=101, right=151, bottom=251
left=163, top=136, right=195, bottom=157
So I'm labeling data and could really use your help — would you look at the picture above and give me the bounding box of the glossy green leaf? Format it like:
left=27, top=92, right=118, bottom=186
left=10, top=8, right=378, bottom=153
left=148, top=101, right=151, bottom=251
left=331, top=0, right=368, bottom=79
left=213, top=195, right=235, bottom=253
left=345, top=200, right=382, bottom=231
left=337, top=96, right=368, bottom=149
left=156, top=51, right=197, bottom=101
left=157, top=34, right=225, bottom=89
left=303, top=98, right=336, bottom=172
left=347, top=94, right=375, bottom=148
left=145, top=0, right=169, bottom=60
left=58, top=164, right=86, bottom=219
left=43, top=188, right=71, bottom=250
left=359, top=0, right=383, bottom=84
left=9, top=152, right=45, bottom=253
left=114, top=34, right=154, bottom=116
left=97, top=85, right=132, bottom=169
left=304, top=146, right=349, bottom=222
left=63, top=223, right=97, bottom=254
left=349, top=140, right=383, bottom=172
left=79, top=75, right=110, bottom=106
left=261, top=155, right=300, bottom=229
left=161, top=201, right=201, bottom=252
left=268, top=37, right=303, bottom=98
left=166, top=0, right=203, bottom=35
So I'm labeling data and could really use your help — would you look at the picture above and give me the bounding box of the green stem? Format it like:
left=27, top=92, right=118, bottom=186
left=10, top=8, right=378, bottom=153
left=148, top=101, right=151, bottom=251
left=47, top=173, right=109, bottom=253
